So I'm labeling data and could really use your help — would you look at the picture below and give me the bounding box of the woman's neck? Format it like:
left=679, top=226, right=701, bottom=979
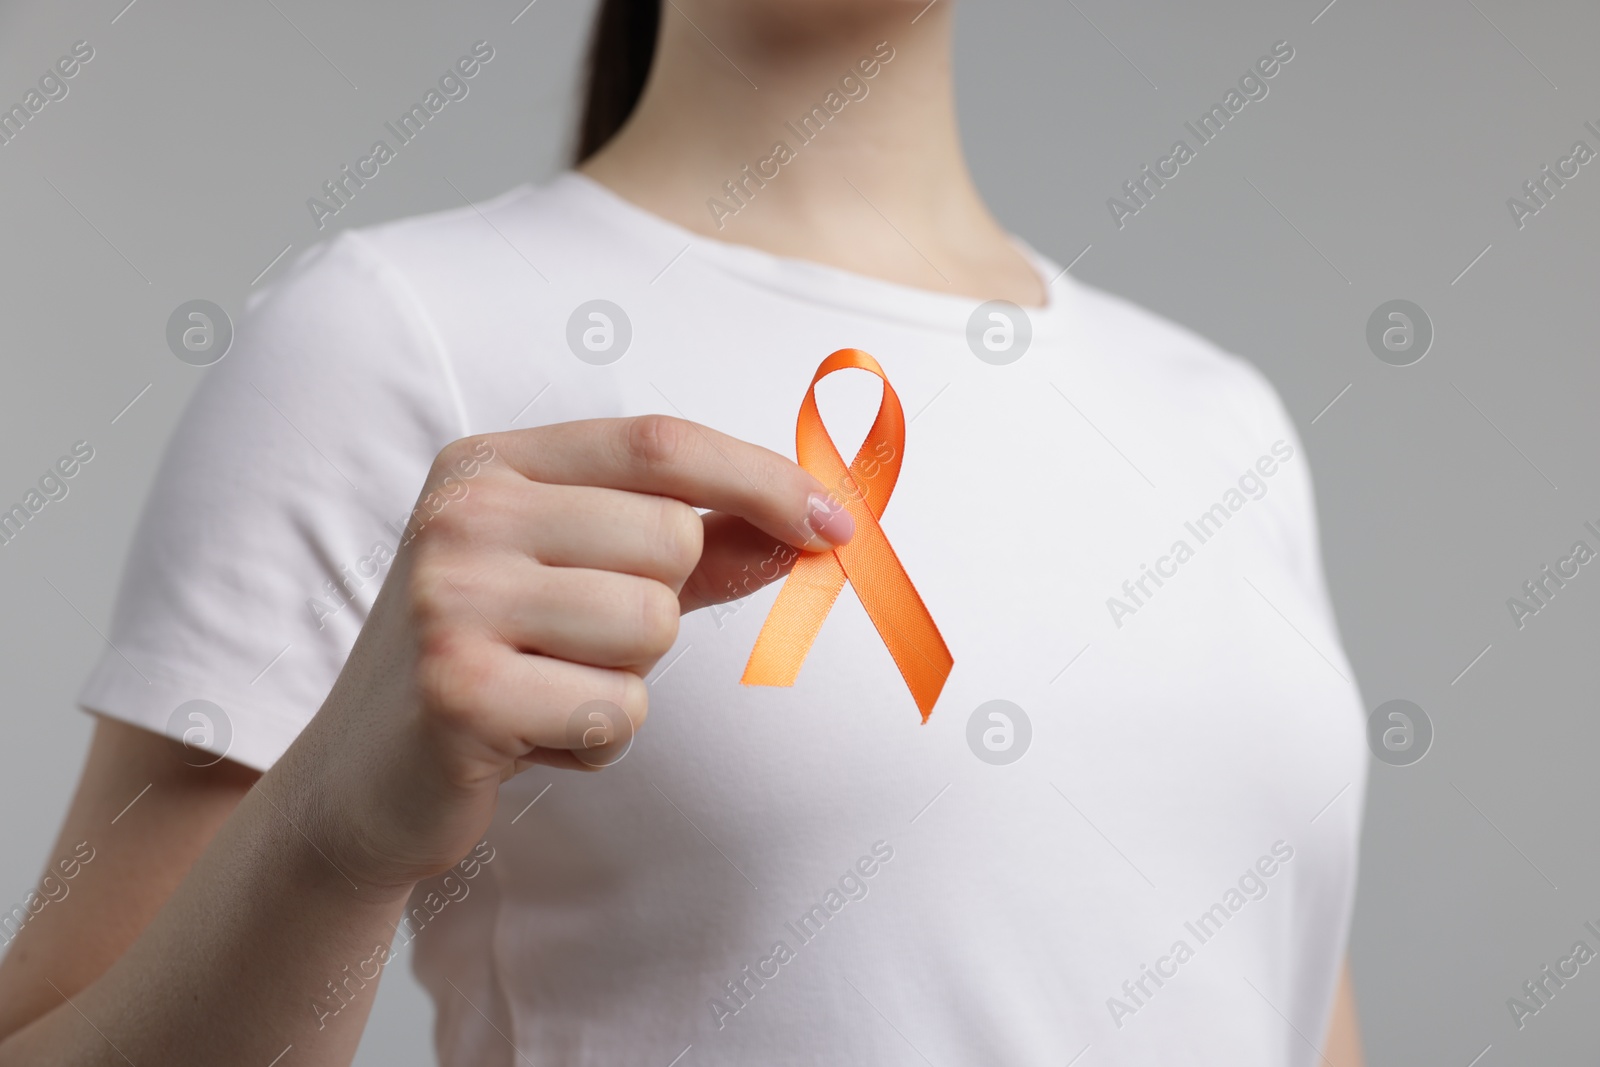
left=579, top=3, right=1046, bottom=306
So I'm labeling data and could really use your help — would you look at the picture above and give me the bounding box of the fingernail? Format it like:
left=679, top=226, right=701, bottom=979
left=806, top=492, right=854, bottom=547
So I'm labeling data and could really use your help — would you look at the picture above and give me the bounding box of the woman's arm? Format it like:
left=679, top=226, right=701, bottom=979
left=0, top=718, right=412, bottom=1065
left=0, top=719, right=256, bottom=1038
left=1323, top=959, right=1365, bottom=1066
left=0, top=419, right=848, bottom=1064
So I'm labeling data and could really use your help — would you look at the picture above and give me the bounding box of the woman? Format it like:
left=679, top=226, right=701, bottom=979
left=0, top=1, right=1367, bottom=1063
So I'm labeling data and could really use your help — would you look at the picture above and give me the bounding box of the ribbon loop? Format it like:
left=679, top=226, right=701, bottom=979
left=741, top=349, right=953, bottom=721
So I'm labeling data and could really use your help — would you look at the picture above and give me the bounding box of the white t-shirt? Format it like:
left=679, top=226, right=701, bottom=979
left=80, top=172, right=1367, bottom=1065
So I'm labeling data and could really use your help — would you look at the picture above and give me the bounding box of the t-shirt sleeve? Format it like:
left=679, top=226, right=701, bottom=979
left=76, top=231, right=468, bottom=771
left=1221, top=355, right=1346, bottom=648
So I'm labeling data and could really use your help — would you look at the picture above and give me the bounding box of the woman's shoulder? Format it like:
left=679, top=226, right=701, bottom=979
left=338, top=176, right=614, bottom=296
left=259, top=178, right=597, bottom=317
left=1061, top=273, right=1293, bottom=438
left=352, top=181, right=544, bottom=266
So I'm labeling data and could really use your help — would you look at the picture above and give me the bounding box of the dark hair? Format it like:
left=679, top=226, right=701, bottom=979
left=575, top=0, right=661, bottom=163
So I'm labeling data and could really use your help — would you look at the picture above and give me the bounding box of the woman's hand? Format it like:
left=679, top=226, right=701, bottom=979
left=277, top=415, right=854, bottom=896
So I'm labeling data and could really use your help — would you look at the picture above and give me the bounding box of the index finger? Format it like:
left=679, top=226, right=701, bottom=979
left=480, top=415, right=855, bottom=551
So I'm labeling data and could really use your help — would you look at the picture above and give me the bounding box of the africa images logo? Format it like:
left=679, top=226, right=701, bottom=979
left=708, top=841, right=894, bottom=1030
left=1106, top=841, right=1295, bottom=1028
left=1106, top=40, right=1295, bottom=229
left=306, top=42, right=495, bottom=230
left=704, top=42, right=896, bottom=230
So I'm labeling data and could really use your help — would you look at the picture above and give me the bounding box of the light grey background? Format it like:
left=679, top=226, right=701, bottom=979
left=2, top=0, right=1596, bottom=1062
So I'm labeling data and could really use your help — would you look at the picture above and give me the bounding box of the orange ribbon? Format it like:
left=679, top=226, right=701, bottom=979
left=741, top=349, right=953, bottom=721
